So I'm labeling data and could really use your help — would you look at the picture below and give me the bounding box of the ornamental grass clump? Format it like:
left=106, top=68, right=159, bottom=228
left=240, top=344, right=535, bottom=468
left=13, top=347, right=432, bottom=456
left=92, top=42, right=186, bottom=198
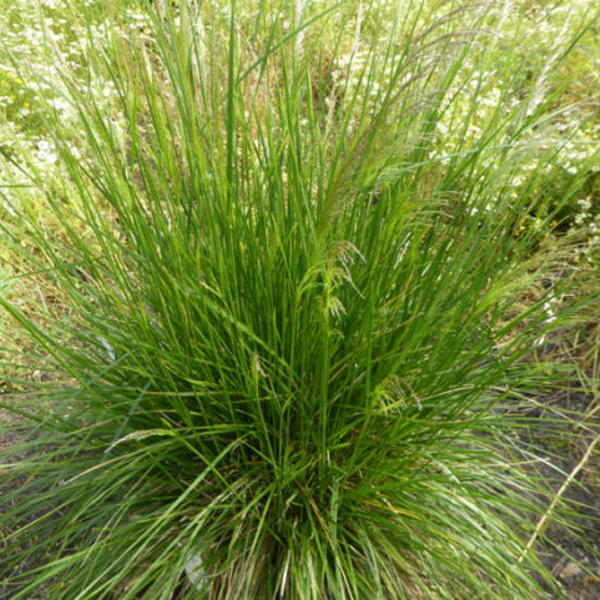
left=1, top=1, right=599, bottom=598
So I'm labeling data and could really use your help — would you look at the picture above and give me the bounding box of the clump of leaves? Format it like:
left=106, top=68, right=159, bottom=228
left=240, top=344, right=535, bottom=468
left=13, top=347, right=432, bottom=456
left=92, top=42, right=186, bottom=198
left=1, top=1, right=598, bottom=599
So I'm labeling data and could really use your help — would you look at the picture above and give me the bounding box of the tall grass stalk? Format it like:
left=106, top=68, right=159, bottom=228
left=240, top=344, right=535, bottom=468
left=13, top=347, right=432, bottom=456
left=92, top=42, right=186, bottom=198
left=1, top=1, right=599, bottom=598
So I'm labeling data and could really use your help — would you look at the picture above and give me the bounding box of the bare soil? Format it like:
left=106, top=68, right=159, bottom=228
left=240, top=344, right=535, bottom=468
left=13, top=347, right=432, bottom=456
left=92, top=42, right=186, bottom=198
left=532, top=389, right=600, bottom=600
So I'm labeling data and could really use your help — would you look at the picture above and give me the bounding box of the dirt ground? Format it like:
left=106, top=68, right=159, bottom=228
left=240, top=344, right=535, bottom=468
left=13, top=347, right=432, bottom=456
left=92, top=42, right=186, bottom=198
left=537, top=449, right=600, bottom=600
left=532, top=389, right=600, bottom=600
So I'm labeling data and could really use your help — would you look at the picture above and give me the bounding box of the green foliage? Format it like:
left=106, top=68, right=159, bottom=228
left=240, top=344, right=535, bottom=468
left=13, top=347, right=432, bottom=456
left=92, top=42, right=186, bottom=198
left=1, top=1, right=599, bottom=599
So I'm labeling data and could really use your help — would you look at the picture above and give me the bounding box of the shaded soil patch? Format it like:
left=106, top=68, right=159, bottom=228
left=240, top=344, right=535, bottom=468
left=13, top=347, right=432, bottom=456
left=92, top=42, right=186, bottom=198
left=517, top=387, right=600, bottom=600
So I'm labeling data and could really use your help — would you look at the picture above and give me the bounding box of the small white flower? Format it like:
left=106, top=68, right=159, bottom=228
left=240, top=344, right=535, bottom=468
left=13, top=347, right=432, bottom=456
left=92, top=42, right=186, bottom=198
left=577, top=197, right=591, bottom=210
